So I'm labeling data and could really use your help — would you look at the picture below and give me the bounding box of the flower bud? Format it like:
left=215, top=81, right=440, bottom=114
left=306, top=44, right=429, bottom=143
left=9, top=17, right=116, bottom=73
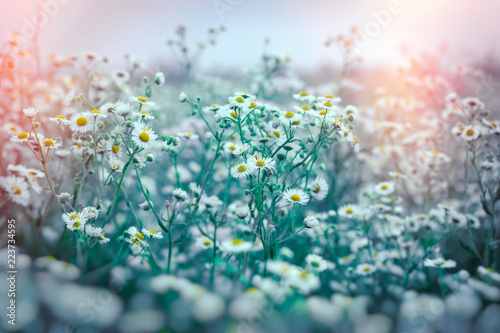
left=304, top=216, right=320, bottom=228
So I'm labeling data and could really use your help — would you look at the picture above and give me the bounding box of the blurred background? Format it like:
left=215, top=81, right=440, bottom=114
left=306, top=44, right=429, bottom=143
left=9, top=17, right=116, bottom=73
left=2, top=0, right=500, bottom=72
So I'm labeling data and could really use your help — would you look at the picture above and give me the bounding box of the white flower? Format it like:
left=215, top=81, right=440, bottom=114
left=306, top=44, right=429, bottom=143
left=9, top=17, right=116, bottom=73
left=81, top=206, right=100, bottom=219
left=356, top=263, right=376, bottom=275
left=231, top=162, right=255, bottom=178
left=132, top=122, right=158, bottom=149
left=232, top=143, right=251, bottom=156
left=0, top=176, right=31, bottom=206
left=220, top=238, right=254, bottom=253
left=235, top=206, right=250, bottom=219
left=309, top=177, right=329, bottom=200
left=125, top=226, right=149, bottom=247
left=85, top=225, right=110, bottom=244
left=49, top=115, right=71, bottom=125
left=154, top=72, right=165, bottom=86
left=283, top=188, right=309, bottom=205
left=195, top=236, right=214, bottom=250
left=304, top=216, right=320, bottom=228
left=142, top=228, right=164, bottom=239
left=247, top=153, right=275, bottom=172
left=69, top=112, right=94, bottom=133
left=128, top=95, right=155, bottom=106
left=423, top=258, right=457, bottom=269
left=179, top=92, right=187, bottom=103
left=374, top=181, right=394, bottom=196
left=338, top=204, right=358, bottom=219
left=172, top=188, right=190, bottom=202
left=305, top=254, right=328, bottom=272
left=293, top=91, right=315, bottom=103
left=64, top=89, right=76, bottom=105
left=10, top=131, right=31, bottom=143
left=460, top=125, right=481, bottom=141
left=23, top=107, right=38, bottom=118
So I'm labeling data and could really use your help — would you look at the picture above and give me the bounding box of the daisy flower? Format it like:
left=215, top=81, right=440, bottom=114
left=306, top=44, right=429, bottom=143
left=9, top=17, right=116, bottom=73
left=142, top=228, right=164, bottom=239
left=279, top=110, right=303, bottom=125
left=232, top=143, right=251, bottom=156
left=356, top=263, right=377, bottom=275
left=0, top=176, right=31, bottom=206
left=132, top=122, right=158, bottom=149
left=177, top=131, right=200, bottom=140
left=172, top=188, right=190, bottom=202
left=10, top=131, right=31, bottom=143
left=305, top=254, right=328, bottom=272
left=424, top=258, right=457, bottom=269
left=195, top=236, right=214, bottom=250
left=282, top=188, right=310, bottom=205
left=304, top=216, right=320, bottom=228
left=23, top=107, right=38, bottom=118
left=49, top=115, right=71, bottom=125
left=108, top=157, right=125, bottom=173
left=85, top=225, right=110, bottom=244
left=69, top=112, right=94, bottom=133
left=88, top=109, right=108, bottom=118
left=247, top=153, right=275, bottom=172
left=135, top=109, right=155, bottom=120
left=42, top=138, right=62, bottom=150
left=220, top=238, right=254, bottom=253
left=461, top=125, right=481, bottom=141
left=293, top=91, right=315, bottom=103
left=128, top=95, right=155, bottom=107
left=231, top=162, right=255, bottom=178
left=81, top=206, right=100, bottom=219
left=125, top=226, right=149, bottom=247
left=309, top=177, right=329, bottom=200
left=374, top=181, right=394, bottom=196
left=338, top=204, right=358, bottom=219
left=65, top=216, right=86, bottom=232
left=62, top=211, right=86, bottom=224
left=106, top=141, right=123, bottom=159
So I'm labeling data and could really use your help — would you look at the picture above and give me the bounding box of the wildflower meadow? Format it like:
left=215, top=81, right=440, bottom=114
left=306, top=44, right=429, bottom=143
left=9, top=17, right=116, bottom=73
left=1, top=1, right=500, bottom=332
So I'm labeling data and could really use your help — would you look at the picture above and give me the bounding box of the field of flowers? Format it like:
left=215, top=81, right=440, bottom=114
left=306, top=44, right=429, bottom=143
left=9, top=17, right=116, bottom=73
left=1, top=21, right=500, bottom=333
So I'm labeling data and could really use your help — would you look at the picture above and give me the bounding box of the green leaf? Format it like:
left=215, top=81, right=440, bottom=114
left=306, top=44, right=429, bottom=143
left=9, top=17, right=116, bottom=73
left=459, top=239, right=480, bottom=260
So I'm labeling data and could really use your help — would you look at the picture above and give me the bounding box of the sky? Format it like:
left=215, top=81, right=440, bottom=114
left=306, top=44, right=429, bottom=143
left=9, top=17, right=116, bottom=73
left=1, top=0, right=499, bottom=71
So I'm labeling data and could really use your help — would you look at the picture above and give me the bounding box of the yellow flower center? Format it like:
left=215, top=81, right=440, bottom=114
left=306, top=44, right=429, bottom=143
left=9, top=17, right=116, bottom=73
left=323, top=102, right=333, bottom=107
left=290, top=194, right=301, bottom=202
left=139, top=110, right=149, bottom=115
left=301, top=105, right=311, bottom=111
left=77, top=142, right=82, bottom=148
left=210, top=104, right=218, bottom=108
left=235, top=96, right=245, bottom=103
left=232, top=238, right=244, bottom=245
left=354, top=136, right=359, bottom=144
left=73, top=221, right=81, bottom=228
left=299, top=91, right=309, bottom=97
left=137, top=96, right=148, bottom=103
left=247, top=287, right=258, bottom=293
left=44, top=139, right=54, bottom=147
left=312, top=184, right=320, bottom=193
left=112, top=145, right=120, bottom=153
left=56, top=115, right=66, bottom=119
left=292, top=120, right=301, bottom=125
left=466, top=128, right=475, bottom=136
left=134, top=241, right=141, bottom=245
left=11, top=186, right=21, bottom=195
left=135, top=232, right=145, bottom=240
left=230, top=110, right=238, bottom=119
left=203, top=239, right=211, bottom=246
left=17, top=132, right=28, bottom=139
left=185, top=132, right=192, bottom=137
left=139, top=132, right=150, bottom=142
left=229, top=144, right=236, bottom=150
left=249, top=102, right=258, bottom=108
left=255, top=159, right=266, bottom=167
left=325, top=94, right=334, bottom=98
left=273, top=130, right=281, bottom=138
left=346, top=207, right=353, bottom=214
left=490, top=121, right=497, bottom=128
left=70, top=213, right=80, bottom=219
left=148, top=229, right=157, bottom=234
left=381, top=184, right=388, bottom=190
left=90, top=109, right=101, bottom=114
left=237, top=164, right=248, bottom=173
left=363, top=267, right=371, bottom=272
left=76, top=117, right=87, bottom=126
left=300, top=271, right=309, bottom=278
left=284, top=112, right=295, bottom=118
